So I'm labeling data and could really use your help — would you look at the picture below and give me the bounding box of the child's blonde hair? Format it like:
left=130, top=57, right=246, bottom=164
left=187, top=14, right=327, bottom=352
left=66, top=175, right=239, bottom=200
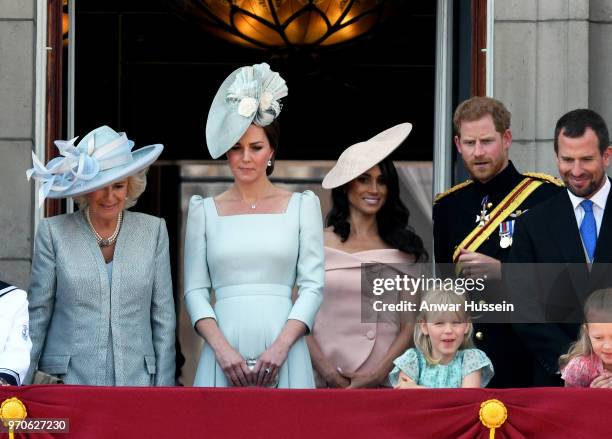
left=559, top=288, right=612, bottom=369
left=413, top=289, right=474, bottom=364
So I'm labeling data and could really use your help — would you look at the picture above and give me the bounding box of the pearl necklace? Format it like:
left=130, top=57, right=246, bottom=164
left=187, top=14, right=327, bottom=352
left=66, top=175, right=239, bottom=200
left=85, top=208, right=123, bottom=247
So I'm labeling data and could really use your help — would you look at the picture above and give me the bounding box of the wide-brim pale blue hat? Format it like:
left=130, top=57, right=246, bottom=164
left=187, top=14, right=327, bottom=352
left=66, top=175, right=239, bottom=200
left=206, top=62, right=288, bottom=159
left=26, top=125, right=163, bottom=205
left=322, top=123, right=413, bottom=189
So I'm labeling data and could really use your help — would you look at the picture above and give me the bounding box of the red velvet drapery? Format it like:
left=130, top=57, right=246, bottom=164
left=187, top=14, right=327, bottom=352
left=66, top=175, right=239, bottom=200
left=1, top=386, right=610, bottom=438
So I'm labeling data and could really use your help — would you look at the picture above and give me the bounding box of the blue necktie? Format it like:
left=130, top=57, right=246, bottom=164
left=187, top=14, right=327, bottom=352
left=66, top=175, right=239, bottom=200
left=580, top=199, right=597, bottom=262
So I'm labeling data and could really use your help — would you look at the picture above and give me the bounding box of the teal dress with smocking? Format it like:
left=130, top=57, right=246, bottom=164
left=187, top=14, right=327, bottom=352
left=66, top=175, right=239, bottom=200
left=184, top=191, right=324, bottom=388
left=389, top=348, right=494, bottom=388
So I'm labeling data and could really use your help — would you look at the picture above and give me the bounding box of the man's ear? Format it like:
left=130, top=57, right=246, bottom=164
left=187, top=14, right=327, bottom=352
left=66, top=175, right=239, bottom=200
left=454, top=135, right=462, bottom=154
left=502, top=129, right=512, bottom=150
left=602, top=145, right=612, bottom=168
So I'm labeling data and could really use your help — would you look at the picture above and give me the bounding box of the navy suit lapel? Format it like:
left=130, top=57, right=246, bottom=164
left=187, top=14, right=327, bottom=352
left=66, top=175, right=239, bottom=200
left=548, top=192, right=590, bottom=296
left=551, top=191, right=586, bottom=263
left=594, top=179, right=612, bottom=263
left=589, top=180, right=612, bottom=291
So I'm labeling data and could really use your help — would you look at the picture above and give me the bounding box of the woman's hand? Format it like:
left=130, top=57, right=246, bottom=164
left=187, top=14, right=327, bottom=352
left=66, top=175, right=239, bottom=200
left=195, top=318, right=253, bottom=386
left=214, top=344, right=251, bottom=387
left=339, top=368, right=384, bottom=388
left=306, top=335, right=350, bottom=388
left=252, top=319, right=307, bottom=386
left=323, top=368, right=350, bottom=388
left=254, top=342, right=289, bottom=386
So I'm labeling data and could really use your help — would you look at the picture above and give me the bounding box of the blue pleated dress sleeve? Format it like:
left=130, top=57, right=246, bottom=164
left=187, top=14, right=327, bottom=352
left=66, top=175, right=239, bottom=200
left=184, top=195, right=216, bottom=326
left=286, top=191, right=325, bottom=333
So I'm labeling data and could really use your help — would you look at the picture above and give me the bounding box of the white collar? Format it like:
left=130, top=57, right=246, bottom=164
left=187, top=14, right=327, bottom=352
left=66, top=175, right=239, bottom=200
left=567, top=177, right=611, bottom=211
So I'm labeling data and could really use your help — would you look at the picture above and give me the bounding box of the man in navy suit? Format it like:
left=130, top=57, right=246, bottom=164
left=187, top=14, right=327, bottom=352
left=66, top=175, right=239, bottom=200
left=508, top=109, right=612, bottom=386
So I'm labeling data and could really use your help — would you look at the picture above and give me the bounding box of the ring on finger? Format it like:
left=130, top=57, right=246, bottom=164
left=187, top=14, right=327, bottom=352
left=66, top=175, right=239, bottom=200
left=265, top=368, right=271, bottom=374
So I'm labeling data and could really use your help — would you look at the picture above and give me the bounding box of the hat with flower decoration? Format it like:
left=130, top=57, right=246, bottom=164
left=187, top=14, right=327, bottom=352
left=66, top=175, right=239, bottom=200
left=206, top=62, right=288, bottom=159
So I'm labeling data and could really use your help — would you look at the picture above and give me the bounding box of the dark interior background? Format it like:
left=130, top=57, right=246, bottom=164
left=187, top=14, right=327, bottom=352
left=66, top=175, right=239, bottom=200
left=74, top=0, right=437, bottom=162
left=68, top=0, right=480, bottom=381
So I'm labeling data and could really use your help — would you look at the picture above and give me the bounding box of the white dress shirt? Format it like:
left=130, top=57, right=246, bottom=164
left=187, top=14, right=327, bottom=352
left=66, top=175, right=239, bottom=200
left=567, top=177, right=610, bottom=236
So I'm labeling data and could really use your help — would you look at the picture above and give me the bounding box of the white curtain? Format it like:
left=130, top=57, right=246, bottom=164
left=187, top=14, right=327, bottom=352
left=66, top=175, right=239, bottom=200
left=397, top=162, right=433, bottom=219
left=396, top=162, right=434, bottom=256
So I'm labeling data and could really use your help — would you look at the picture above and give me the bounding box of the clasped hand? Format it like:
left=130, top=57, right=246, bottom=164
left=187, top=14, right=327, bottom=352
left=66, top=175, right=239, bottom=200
left=332, top=367, right=384, bottom=388
left=216, top=343, right=288, bottom=387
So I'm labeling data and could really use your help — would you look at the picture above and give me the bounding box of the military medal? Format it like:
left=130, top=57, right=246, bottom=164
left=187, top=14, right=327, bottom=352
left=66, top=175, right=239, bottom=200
left=510, top=208, right=528, bottom=218
left=476, top=196, right=491, bottom=227
left=499, top=220, right=514, bottom=248
left=500, top=235, right=511, bottom=248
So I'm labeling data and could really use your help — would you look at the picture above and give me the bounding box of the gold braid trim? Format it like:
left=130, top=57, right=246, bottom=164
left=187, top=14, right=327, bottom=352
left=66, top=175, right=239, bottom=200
left=434, top=179, right=473, bottom=203
left=452, top=177, right=544, bottom=262
left=523, top=172, right=564, bottom=187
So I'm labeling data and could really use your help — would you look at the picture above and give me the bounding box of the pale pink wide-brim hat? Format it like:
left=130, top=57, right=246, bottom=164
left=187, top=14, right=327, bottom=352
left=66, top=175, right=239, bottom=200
left=322, top=122, right=412, bottom=189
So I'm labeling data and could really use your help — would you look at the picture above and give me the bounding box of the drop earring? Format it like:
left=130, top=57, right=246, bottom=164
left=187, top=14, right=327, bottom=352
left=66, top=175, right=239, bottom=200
left=267, top=159, right=272, bottom=167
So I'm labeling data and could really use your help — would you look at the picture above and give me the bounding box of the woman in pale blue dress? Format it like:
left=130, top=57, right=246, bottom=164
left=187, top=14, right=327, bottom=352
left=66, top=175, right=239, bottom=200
left=184, top=63, right=324, bottom=388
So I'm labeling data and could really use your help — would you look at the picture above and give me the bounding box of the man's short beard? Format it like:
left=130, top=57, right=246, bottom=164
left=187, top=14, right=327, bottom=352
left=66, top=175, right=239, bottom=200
left=565, top=174, right=605, bottom=198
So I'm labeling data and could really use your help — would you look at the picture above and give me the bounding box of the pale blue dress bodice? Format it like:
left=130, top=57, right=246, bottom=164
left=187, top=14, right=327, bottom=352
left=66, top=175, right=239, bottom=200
left=184, top=191, right=324, bottom=388
left=389, top=348, right=494, bottom=388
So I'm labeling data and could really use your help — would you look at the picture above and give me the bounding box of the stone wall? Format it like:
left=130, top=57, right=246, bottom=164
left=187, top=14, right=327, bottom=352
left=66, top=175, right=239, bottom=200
left=1, top=0, right=611, bottom=286
left=494, top=0, right=591, bottom=175
left=590, top=0, right=612, bottom=128
left=0, top=0, right=35, bottom=287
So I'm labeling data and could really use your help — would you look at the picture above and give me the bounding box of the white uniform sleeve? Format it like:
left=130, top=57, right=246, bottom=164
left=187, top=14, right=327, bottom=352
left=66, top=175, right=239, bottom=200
left=0, top=289, right=32, bottom=385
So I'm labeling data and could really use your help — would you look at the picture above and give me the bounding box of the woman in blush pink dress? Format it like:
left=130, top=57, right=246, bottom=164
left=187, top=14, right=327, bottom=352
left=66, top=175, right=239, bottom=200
left=307, top=124, right=428, bottom=388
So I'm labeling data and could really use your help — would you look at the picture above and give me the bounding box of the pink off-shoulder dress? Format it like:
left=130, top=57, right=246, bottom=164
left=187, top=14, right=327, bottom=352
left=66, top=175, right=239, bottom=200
left=311, top=247, right=417, bottom=387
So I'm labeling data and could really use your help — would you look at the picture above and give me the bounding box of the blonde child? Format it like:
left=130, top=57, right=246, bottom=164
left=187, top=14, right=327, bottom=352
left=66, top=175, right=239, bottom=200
left=560, top=288, right=612, bottom=388
left=389, top=289, right=494, bottom=388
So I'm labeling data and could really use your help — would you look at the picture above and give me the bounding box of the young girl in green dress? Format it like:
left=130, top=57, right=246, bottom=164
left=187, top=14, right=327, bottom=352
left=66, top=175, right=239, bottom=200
left=390, top=289, right=494, bottom=388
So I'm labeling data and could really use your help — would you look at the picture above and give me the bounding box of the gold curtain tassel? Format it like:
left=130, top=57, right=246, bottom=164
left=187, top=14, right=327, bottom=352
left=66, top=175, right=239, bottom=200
left=1, top=397, right=28, bottom=439
left=479, top=399, right=507, bottom=439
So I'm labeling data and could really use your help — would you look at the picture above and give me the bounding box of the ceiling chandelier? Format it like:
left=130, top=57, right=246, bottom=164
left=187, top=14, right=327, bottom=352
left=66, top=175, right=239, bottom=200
left=171, top=0, right=392, bottom=51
